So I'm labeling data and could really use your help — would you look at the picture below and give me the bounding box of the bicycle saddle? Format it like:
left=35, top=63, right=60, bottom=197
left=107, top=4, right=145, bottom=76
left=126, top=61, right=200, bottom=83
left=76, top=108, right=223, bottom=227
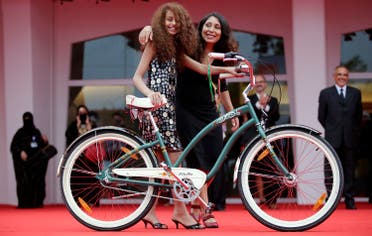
left=126, top=95, right=167, bottom=109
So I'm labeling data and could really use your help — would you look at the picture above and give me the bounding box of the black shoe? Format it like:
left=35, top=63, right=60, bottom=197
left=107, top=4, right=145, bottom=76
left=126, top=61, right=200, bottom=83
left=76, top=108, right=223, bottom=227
left=345, top=199, right=357, bottom=210
left=214, top=204, right=225, bottom=211
left=171, top=219, right=205, bottom=229
left=142, top=219, right=168, bottom=229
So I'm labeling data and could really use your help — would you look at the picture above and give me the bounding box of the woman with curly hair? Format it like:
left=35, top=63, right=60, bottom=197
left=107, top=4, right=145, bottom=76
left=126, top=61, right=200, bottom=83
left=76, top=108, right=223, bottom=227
left=132, top=2, right=239, bottom=230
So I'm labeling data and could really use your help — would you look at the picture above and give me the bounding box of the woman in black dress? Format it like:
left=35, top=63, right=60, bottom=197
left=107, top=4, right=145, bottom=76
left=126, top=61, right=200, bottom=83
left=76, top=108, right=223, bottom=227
left=176, top=12, right=239, bottom=228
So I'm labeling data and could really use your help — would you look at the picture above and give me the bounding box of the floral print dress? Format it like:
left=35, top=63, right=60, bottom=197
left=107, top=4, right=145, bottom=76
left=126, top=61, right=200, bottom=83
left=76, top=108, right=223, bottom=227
left=141, top=58, right=183, bottom=152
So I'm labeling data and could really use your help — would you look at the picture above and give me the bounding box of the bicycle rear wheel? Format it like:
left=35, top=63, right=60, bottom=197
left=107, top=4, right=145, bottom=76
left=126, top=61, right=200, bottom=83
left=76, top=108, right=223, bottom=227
left=238, top=126, right=343, bottom=231
left=60, top=127, right=159, bottom=231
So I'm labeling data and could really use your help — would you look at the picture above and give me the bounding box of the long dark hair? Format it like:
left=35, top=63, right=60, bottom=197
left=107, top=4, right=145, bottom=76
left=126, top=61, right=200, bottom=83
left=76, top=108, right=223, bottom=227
left=195, top=12, right=238, bottom=62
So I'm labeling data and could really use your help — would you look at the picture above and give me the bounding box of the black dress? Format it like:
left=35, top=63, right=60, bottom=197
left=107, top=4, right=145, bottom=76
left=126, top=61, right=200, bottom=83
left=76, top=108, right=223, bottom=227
left=10, top=119, right=48, bottom=208
left=176, top=68, right=228, bottom=209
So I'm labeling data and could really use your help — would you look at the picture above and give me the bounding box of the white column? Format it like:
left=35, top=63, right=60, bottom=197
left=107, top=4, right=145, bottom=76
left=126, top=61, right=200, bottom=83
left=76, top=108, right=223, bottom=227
left=292, top=0, right=328, bottom=204
left=1, top=0, right=54, bottom=205
left=2, top=0, right=34, bottom=205
left=292, top=0, right=327, bottom=130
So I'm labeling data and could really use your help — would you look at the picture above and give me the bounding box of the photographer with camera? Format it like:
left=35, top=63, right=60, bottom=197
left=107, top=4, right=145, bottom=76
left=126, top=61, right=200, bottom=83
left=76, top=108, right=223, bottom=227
left=65, top=105, right=96, bottom=147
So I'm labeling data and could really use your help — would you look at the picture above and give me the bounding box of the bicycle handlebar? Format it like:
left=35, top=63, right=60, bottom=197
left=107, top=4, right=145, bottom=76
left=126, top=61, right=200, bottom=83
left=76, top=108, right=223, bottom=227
left=208, top=52, right=240, bottom=60
left=208, top=52, right=256, bottom=86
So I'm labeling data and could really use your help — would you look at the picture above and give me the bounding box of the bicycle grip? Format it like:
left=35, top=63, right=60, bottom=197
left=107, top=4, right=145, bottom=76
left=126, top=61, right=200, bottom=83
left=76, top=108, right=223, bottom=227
left=208, top=52, right=225, bottom=60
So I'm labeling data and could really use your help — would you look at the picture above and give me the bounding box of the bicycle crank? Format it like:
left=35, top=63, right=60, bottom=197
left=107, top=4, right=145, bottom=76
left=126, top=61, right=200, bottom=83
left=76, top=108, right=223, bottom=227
left=173, top=178, right=200, bottom=202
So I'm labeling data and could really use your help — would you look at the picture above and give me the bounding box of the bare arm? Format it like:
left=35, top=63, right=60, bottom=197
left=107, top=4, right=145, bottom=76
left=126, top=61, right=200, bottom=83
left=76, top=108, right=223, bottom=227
left=220, top=90, right=240, bottom=131
left=132, top=42, right=163, bottom=105
left=219, top=73, right=240, bottom=80
left=182, top=54, right=240, bottom=76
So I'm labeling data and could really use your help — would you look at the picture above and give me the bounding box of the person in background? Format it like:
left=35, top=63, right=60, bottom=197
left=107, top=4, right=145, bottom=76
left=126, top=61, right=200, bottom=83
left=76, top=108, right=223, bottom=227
left=111, top=111, right=125, bottom=128
left=318, top=65, right=362, bottom=210
left=10, top=112, right=50, bottom=208
left=240, top=74, right=280, bottom=145
left=65, top=104, right=98, bottom=207
left=65, top=104, right=96, bottom=147
left=240, top=74, right=280, bottom=208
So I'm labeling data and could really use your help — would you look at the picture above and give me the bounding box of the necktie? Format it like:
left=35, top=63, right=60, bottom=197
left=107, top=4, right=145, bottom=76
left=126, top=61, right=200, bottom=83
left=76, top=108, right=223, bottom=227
left=339, top=88, right=345, bottom=100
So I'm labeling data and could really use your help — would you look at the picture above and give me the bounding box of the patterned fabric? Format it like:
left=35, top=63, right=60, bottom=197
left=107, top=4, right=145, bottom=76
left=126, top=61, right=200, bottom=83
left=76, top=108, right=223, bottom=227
left=141, top=58, right=183, bottom=151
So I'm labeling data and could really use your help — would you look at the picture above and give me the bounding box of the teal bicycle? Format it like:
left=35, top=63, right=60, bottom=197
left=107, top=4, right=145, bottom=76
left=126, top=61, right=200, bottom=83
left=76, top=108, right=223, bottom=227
left=57, top=52, right=343, bottom=232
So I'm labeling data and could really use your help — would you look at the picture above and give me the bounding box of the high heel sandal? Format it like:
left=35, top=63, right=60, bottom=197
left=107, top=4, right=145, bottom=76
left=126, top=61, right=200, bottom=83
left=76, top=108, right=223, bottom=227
left=142, top=219, right=168, bottom=229
left=202, top=213, right=219, bottom=228
left=190, top=204, right=202, bottom=222
left=171, top=219, right=205, bottom=229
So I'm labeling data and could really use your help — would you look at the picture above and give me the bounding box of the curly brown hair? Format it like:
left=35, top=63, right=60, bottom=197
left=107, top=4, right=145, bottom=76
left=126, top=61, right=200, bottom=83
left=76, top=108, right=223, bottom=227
left=151, top=2, right=197, bottom=69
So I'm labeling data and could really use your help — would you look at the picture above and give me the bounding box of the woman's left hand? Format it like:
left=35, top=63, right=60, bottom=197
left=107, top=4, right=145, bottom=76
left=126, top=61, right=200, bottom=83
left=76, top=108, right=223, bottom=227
left=231, top=117, right=240, bottom=132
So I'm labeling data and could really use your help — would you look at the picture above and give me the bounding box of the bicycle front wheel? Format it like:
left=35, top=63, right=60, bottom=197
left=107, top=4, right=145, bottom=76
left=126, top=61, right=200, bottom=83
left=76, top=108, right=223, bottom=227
left=60, top=127, right=158, bottom=231
left=238, top=126, right=343, bottom=231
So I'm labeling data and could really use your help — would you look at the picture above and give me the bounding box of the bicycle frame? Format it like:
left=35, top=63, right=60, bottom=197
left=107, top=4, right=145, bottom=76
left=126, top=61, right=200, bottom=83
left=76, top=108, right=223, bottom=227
left=58, top=52, right=343, bottom=232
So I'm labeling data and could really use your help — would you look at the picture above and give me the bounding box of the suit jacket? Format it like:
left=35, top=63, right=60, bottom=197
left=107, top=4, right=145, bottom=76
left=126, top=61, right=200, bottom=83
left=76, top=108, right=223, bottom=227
left=318, top=85, right=362, bottom=148
left=241, top=94, right=280, bottom=144
left=249, top=94, right=280, bottom=128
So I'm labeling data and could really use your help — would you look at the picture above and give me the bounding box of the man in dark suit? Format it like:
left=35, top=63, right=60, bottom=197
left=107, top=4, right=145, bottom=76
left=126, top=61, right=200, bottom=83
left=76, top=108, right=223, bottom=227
left=318, top=65, right=362, bottom=209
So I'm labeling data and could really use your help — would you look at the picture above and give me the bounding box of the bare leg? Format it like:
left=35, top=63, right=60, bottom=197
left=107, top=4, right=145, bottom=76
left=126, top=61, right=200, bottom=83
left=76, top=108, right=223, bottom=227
left=142, top=151, right=167, bottom=229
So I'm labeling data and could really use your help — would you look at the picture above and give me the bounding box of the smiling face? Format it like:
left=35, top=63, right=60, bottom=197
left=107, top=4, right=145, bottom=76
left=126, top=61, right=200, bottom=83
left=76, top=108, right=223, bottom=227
left=164, top=10, right=179, bottom=36
left=254, top=75, right=267, bottom=93
left=201, top=16, right=222, bottom=45
left=333, top=66, right=349, bottom=87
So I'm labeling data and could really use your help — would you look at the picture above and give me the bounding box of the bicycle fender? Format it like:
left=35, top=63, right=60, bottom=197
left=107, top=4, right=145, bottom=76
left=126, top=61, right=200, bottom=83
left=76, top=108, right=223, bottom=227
left=232, top=124, right=321, bottom=185
left=56, top=126, right=145, bottom=177
left=264, top=124, right=321, bottom=135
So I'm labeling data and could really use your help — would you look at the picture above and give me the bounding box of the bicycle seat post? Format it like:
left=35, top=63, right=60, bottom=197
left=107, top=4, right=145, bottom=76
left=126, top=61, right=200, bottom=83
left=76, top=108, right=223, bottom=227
left=147, top=111, right=159, bottom=133
left=147, top=110, right=174, bottom=167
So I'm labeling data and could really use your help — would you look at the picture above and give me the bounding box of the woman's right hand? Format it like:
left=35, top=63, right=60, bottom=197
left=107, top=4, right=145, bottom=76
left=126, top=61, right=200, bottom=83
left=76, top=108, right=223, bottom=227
left=139, top=25, right=153, bottom=45
left=227, top=66, right=246, bottom=77
left=21, top=150, right=27, bottom=161
left=148, top=91, right=164, bottom=106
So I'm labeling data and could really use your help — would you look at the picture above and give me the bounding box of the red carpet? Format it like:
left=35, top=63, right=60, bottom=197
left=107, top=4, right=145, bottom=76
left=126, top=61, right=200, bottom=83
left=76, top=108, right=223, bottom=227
left=0, top=203, right=371, bottom=235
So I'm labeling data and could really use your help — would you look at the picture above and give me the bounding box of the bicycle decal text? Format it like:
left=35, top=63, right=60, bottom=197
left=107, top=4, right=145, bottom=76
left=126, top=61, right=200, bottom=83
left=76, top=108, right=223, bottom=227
left=215, top=110, right=241, bottom=125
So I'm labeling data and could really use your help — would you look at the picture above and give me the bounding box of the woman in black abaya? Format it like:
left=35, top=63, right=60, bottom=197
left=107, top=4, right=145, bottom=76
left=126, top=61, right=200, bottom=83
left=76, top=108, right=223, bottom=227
left=10, top=112, right=49, bottom=208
